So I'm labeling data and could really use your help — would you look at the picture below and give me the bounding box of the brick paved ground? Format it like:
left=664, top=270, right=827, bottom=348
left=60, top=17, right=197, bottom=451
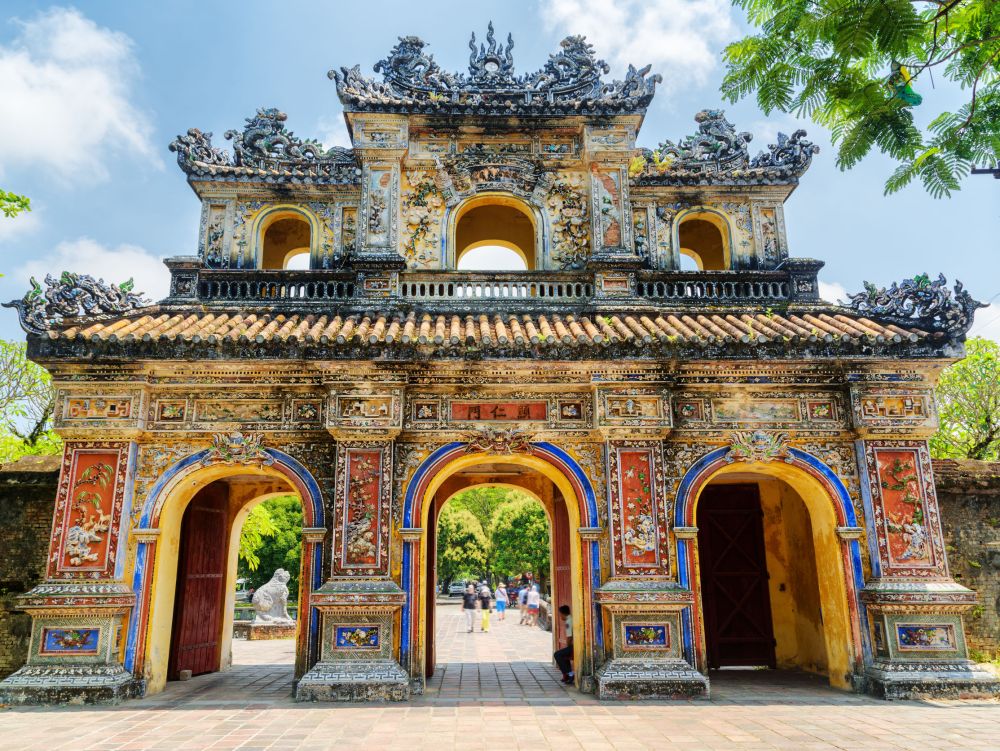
left=1, top=599, right=998, bottom=750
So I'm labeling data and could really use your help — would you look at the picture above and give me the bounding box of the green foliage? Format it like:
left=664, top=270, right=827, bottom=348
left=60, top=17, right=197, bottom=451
left=490, top=496, right=550, bottom=585
left=0, top=189, right=30, bottom=219
left=238, top=503, right=277, bottom=572
left=0, top=341, right=60, bottom=466
left=436, top=505, right=487, bottom=584
left=723, top=0, right=1000, bottom=197
left=931, top=338, right=1000, bottom=460
left=238, top=494, right=303, bottom=595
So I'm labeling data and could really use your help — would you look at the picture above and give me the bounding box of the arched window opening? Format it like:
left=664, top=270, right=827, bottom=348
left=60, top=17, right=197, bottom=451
left=453, top=197, right=536, bottom=270
left=457, top=245, right=528, bottom=271
left=677, top=215, right=729, bottom=271
left=678, top=251, right=702, bottom=271
left=261, top=215, right=312, bottom=269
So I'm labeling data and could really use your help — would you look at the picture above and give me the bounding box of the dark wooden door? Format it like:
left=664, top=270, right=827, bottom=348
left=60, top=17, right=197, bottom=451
left=169, top=483, right=229, bottom=679
left=697, top=484, right=776, bottom=669
left=552, top=493, right=572, bottom=649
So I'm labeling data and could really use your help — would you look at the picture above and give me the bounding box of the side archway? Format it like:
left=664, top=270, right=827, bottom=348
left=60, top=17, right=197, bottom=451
left=399, top=442, right=600, bottom=682
left=252, top=205, right=321, bottom=269
left=673, top=446, right=867, bottom=688
left=672, top=207, right=733, bottom=270
left=125, top=449, right=326, bottom=695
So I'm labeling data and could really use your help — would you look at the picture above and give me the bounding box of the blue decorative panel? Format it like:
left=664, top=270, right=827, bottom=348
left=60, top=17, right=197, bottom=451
left=40, top=627, right=100, bottom=655
left=622, top=624, right=669, bottom=650
left=896, top=624, right=956, bottom=652
left=335, top=625, right=380, bottom=650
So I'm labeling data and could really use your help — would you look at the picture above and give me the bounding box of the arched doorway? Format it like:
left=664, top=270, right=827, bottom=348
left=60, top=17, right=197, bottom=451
left=450, top=194, right=540, bottom=269
left=676, top=451, right=864, bottom=690
left=424, top=472, right=569, bottom=684
left=126, top=450, right=326, bottom=696
left=401, top=443, right=599, bottom=691
left=674, top=209, right=732, bottom=270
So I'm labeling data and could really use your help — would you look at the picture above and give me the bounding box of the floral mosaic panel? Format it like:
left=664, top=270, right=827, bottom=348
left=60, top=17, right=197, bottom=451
left=48, top=443, right=131, bottom=579
left=896, top=623, right=956, bottom=652
left=334, top=625, right=381, bottom=651
left=864, top=441, right=947, bottom=577
left=608, top=443, right=668, bottom=575
left=622, top=623, right=670, bottom=651
left=39, top=627, right=100, bottom=656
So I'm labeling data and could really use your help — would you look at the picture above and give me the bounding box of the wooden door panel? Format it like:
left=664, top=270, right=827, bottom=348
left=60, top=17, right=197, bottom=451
left=169, top=483, right=229, bottom=679
left=552, top=494, right=571, bottom=647
left=698, top=484, right=776, bottom=669
left=426, top=497, right=439, bottom=679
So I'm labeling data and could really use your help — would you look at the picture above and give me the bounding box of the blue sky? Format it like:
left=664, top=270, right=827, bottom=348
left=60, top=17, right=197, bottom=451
left=0, top=1, right=997, bottom=341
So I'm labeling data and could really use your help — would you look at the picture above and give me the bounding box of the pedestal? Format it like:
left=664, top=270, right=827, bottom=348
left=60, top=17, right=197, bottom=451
left=593, top=580, right=708, bottom=700
left=0, top=582, right=140, bottom=705
left=295, top=580, right=409, bottom=702
left=233, top=621, right=297, bottom=640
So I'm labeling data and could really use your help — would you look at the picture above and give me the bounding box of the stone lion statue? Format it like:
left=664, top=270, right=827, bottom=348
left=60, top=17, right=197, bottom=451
left=251, top=568, right=294, bottom=625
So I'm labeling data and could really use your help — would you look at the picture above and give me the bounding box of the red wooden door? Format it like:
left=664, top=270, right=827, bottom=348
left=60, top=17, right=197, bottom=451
left=169, top=483, right=229, bottom=679
left=697, top=484, right=776, bottom=669
left=425, top=497, right=439, bottom=678
left=551, top=493, right=572, bottom=648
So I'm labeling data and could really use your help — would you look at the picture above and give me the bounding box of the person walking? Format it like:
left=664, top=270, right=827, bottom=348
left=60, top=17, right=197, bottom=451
left=462, top=583, right=477, bottom=633
left=518, top=583, right=529, bottom=624
left=553, top=604, right=574, bottom=685
left=526, top=584, right=540, bottom=627
left=478, top=581, right=492, bottom=632
left=494, top=582, right=508, bottom=621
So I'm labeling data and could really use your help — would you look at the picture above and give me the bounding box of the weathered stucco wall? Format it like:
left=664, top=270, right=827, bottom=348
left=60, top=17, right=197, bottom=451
left=934, top=459, right=1000, bottom=657
left=0, top=455, right=59, bottom=678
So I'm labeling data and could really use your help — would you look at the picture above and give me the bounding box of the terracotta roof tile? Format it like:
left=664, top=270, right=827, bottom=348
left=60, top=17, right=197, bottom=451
left=43, top=308, right=937, bottom=353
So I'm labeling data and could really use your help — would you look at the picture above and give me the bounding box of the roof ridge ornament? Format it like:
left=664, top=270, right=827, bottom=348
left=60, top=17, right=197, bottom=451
left=3, top=272, right=150, bottom=336
left=330, top=28, right=659, bottom=115
left=843, top=273, right=985, bottom=337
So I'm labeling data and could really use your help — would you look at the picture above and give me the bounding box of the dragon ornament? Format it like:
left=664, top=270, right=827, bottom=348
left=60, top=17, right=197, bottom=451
left=4, top=272, right=150, bottom=335
left=843, top=273, right=985, bottom=336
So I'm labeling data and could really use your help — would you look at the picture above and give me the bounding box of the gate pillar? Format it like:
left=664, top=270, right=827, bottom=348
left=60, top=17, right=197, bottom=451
left=0, top=442, right=140, bottom=705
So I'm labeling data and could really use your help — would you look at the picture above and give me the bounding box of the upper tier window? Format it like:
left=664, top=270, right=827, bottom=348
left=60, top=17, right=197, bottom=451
left=677, top=214, right=729, bottom=271
left=453, top=196, right=536, bottom=270
left=261, top=215, right=312, bottom=269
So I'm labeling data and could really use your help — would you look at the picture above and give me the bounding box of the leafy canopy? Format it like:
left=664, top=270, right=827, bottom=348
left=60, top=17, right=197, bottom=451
left=237, top=494, right=303, bottom=595
left=436, top=505, right=487, bottom=584
left=0, top=189, right=30, bottom=219
left=722, top=0, right=1000, bottom=197
left=0, top=341, right=61, bottom=465
left=490, top=496, right=550, bottom=586
left=931, top=337, right=1000, bottom=460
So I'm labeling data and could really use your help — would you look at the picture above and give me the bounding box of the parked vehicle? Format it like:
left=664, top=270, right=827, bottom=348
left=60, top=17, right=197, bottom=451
left=448, top=581, right=466, bottom=597
left=235, top=578, right=253, bottom=603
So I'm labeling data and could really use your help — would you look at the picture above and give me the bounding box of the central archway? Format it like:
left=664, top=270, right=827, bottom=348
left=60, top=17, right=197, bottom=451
left=400, top=443, right=600, bottom=689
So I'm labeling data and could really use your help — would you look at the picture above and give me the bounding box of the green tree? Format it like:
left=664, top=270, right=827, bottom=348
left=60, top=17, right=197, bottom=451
left=931, top=337, right=1000, bottom=460
left=722, top=0, right=1000, bottom=197
left=447, top=486, right=515, bottom=583
left=0, top=189, right=30, bottom=219
left=490, top=497, right=550, bottom=589
left=238, top=494, right=303, bottom=596
left=0, top=341, right=61, bottom=465
left=436, top=504, right=487, bottom=586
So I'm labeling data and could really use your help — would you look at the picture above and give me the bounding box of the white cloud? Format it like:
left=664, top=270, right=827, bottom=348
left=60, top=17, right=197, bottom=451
left=818, top=280, right=848, bottom=305
left=969, top=303, right=1000, bottom=344
left=317, top=115, right=353, bottom=150
left=539, top=0, right=737, bottom=92
left=0, top=208, right=41, bottom=243
left=0, top=7, right=156, bottom=182
left=18, top=238, right=169, bottom=302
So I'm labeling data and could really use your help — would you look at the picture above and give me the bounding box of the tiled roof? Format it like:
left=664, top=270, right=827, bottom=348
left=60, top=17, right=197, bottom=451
left=51, top=308, right=932, bottom=350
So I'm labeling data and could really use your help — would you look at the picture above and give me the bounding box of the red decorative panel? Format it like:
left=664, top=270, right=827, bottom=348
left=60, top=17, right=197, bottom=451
left=48, top=442, right=131, bottom=579
left=864, top=441, right=946, bottom=577
left=608, top=443, right=668, bottom=575
left=335, top=445, right=391, bottom=574
left=450, top=401, right=547, bottom=421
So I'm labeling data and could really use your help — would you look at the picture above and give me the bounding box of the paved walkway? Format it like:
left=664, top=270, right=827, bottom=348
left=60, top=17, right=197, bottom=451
left=1, top=599, right=998, bottom=750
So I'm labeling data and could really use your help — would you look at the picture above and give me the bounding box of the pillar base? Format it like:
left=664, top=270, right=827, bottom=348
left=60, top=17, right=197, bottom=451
left=233, top=621, right=296, bottom=640
left=0, top=663, right=141, bottom=705
left=866, top=660, right=1000, bottom=700
left=594, top=659, right=709, bottom=700
left=295, top=660, right=409, bottom=702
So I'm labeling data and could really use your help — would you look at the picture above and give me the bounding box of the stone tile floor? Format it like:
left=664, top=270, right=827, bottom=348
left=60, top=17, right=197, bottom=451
left=1, top=599, right=998, bottom=750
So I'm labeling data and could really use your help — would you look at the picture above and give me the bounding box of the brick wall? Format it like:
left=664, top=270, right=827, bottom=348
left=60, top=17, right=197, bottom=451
left=0, top=455, right=59, bottom=678
left=934, top=459, right=1000, bottom=657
